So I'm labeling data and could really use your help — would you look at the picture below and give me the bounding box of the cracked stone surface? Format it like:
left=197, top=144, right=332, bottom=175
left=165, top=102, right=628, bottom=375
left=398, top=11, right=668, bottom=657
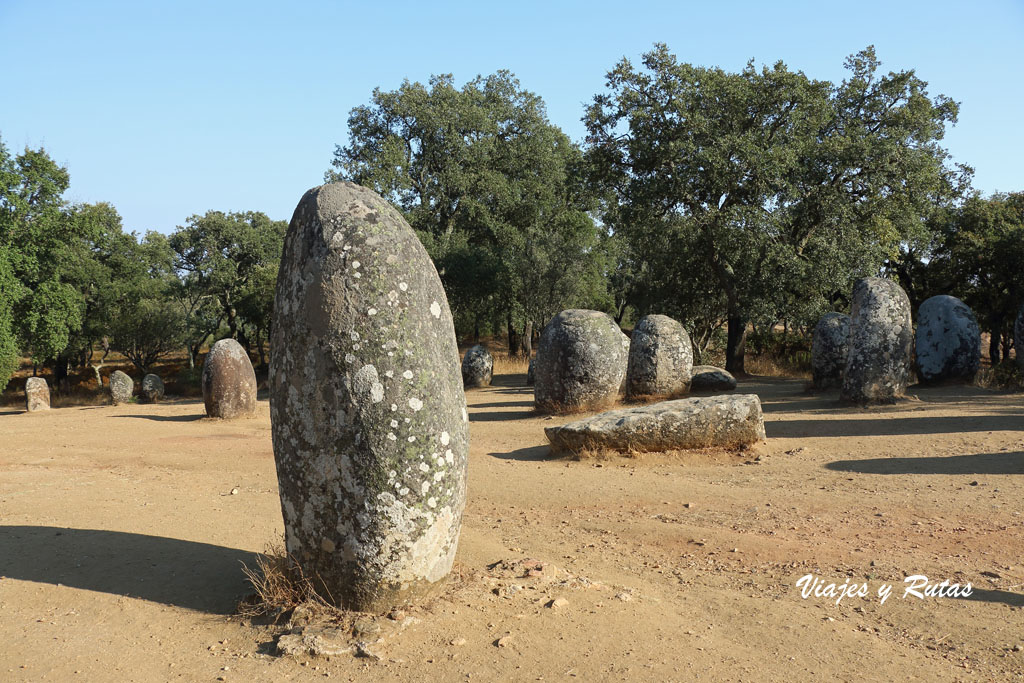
left=269, top=182, right=468, bottom=611
left=841, top=277, right=913, bottom=404
left=545, top=394, right=765, bottom=455
left=202, top=339, right=257, bottom=419
left=915, top=295, right=980, bottom=384
left=625, top=314, right=692, bottom=400
left=461, top=345, right=493, bottom=388
left=109, top=370, right=133, bottom=405
left=534, top=309, right=627, bottom=414
left=811, top=313, right=850, bottom=391
left=25, top=377, right=49, bottom=412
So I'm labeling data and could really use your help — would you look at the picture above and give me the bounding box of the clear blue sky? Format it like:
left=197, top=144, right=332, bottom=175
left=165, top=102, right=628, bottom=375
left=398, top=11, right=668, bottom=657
left=2, top=0, right=1022, bottom=235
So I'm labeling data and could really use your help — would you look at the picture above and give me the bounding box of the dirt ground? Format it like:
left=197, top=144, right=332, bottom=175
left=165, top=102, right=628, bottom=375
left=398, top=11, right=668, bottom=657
left=1, top=373, right=1023, bottom=681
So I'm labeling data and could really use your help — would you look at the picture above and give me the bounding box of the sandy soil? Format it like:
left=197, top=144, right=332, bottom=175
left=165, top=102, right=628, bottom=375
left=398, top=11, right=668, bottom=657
left=1, top=374, right=1023, bottom=681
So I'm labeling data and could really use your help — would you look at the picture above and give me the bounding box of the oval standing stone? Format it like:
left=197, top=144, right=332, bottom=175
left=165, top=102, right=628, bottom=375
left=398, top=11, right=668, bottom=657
left=625, top=314, right=693, bottom=399
left=534, top=309, right=627, bottom=413
left=202, top=339, right=257, bottom=418
left=25, top=377, right=50, bottom=412
left=915, top=295, right=981, bottom=383
left=461, top=344, right=493, bottom=388
left=109, top=370, right=133, bottom=405
left=811, top=312, right=850, bottom=390
left=141, top=373, right=165, bottom=402
left=270, top=182, right=468, bottom=611
left=841, top=277, right=914, bottom=404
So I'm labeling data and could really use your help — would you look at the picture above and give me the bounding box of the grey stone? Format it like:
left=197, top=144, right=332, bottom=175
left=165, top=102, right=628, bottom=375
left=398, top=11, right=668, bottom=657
left=25, top=377, right=50, bottom=412
left=202, top=339, right=257, bottom=418
left=841, top=277, right=914, bottom=404
left=140, top=373, right=165, bottom=402
left=1016, top=304, right=1024, bottom=371
left=270, top=182, right=468, bottom=611
left=811, top=313, right=851, bottom=390
left=625, top=314, right=693, bottom=399
left=545, top=394, right=765, bottom=455
left=619, top=330, right=631, bottom=395
left=461, top=344, right=493, bottom=388
left=690, top=366, right=737, bottom=392
left=526, top=357, right=535, bottom=386
left=915, top=295, right=981, bottom=384
left=534, top=309, right=627, bottom=413
left=109, top=370, right=133, bottom=404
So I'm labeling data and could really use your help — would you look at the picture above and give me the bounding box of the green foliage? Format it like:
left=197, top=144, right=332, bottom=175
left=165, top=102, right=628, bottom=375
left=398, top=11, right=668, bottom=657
left=330, top=71, right=610, bottom=343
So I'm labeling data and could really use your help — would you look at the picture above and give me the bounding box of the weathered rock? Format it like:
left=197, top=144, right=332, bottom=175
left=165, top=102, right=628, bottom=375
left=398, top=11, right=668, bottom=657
left=534, top=309, right=627, bottom=413
left=841, top=277, right=914, bottom=404
left=625, top=314, right=693, bottom=399
left=526, top=357, right=535, bottom=386
left=25, top=377, right=50, bottom=412
left=690, top=366, right=737, bottom=392
left=545, top=394, right=765, bottom=455
left=202, top=339, right=257, bottom=418
left=915, top=295, right=981, bottom=384
left=109, top=370, right=133, bottom=404
left=270, top=182, right=468, bottom=611
left=811, top=313, right=851, bottom=390
left=140, top=373, right=165, bottom=402
left=461, top=345, right=493, bottom=388
left=618, top=331, right=631, bottom=395
left=1015, top=304, right=1024, bottom=372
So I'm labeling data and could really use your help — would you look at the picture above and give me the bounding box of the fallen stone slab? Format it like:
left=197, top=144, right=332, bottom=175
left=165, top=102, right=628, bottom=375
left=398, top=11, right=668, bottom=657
left=545, top=394, right=765, bottom=455
left=690, top=366, right=737, bottom=391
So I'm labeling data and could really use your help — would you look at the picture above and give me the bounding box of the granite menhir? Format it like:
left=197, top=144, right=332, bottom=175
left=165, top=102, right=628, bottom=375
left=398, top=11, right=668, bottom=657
left=841, top=277, right=914, bottom=404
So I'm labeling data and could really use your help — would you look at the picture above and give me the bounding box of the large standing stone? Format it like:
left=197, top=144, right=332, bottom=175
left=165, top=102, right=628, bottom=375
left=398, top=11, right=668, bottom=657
left=270, top=182, right=468, bottom=611
left=811, top=313, right=851, bottom=390
left=202, top=339, right=257, bottom=418
left=534, top=309, right=627, bottom=413
left=140, top=373, right=165, bottom=402
left=25, top=377, right=50, bottom=412
left=625, top=314, right=693, bottom=399
left=841, top=277, right=914, bottom=404
left=690, top=366, right=737, bottom=392
left=461, top=345, right=493, bottom=388
left=915, top=295, right=981, bottom=384
left=1015, top=304, right=1024, bottom=371
left=109, top=370, right=133, bottom=405
left=545, top=394, right=765, bottom=455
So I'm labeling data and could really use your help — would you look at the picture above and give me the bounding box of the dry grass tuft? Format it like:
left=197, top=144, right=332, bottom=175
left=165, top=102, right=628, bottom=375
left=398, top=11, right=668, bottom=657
left=745, top=353, right=811, bottom=379
left=237, top=545, right=340, bottom=620
left=974, top=361, right=1024, bottom=392
left=491, top=353, right=530, bottom=376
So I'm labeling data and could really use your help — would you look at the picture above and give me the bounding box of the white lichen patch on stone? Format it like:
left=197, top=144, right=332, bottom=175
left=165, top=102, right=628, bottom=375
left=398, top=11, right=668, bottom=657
left=430, top=301, right=441, bottom=318
left=418, top=462, right=430, bottom=472
left=403, top=370, right=414, bottom=379
left=399, top=282, right=408, bottom=291
left=368, top=307, right=377, bottom=315
left=409, top=397, right=423, bottom=411
left=440, top=431, right=450, bottom=446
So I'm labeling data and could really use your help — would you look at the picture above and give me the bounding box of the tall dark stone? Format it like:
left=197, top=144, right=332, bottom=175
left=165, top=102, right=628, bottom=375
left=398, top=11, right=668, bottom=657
left=915, top=295, right=981, bottom=384
left=270, top=182, right=468, bottom=611
left=841, top=277, right=914, bottom=404
left=461, top=344, right=493, bottom=388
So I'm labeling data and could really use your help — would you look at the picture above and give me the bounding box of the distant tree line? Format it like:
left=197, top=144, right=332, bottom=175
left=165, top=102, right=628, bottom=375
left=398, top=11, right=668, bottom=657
left=1, top=43, right=1020, bottom=393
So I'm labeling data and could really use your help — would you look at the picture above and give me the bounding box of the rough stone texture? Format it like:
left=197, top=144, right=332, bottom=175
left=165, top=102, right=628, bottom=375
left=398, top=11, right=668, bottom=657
left=915, top=295, right=981, bottom=384
left=108, top=370, right=133, bottom=405
left=841, top=277, right=914, bottom=404
left=526, top=358, right=535, bottom=386
left=1016, top=304, right=1024, bottom=372
left=811, top=313, right=851, bottom=390
left=25, top=377, right=50, bottom=412
left=533, top=309, right=628, bottom=413
left=625, top=314, right=693, bottom=399
left=618, top=331, right=631, bottom=395
left=269, top=182, right=468, bottom=611
left=140, top=373, right=165, bottom=402
left=202, top=339, right=257, bottom=419
left=545, top=394, right=765, bottom=455
left=461, top=345, right=493, bottom=388
left=690, top=366, right=737, bottom=392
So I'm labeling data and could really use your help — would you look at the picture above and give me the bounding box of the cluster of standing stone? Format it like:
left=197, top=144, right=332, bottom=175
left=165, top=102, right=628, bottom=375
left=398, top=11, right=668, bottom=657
left=269, top=182, right=468, bottom=612
left=202, top=338, right=258, bottom=419
left=461, top=344, right=493, bottom=388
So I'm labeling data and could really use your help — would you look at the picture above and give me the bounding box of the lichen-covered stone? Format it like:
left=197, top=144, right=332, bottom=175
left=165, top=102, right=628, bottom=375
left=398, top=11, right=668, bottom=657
left=270, top=182, right=468, bottom=611
left=461, top=345, right=493, bottom=388
left=109, top=370, right=133, bottom=405
left=140, top=373, right=165, bottom=402
left=545, top=394, right=765, bottom=455
left=841, top=277, right=913, bottom=404
left=25, top=377, right=50, bottom=412
left=526, top=357, right=535, bottom=386
left=534, top=309, right=627, bottom=413
left=690, top=366, right=737, bottom=392
left=915, top=295, right=981, bottom=384
left=1015, top=304, right=1024, bottom=372
left=811, top=312, right=850, bottom=390
left=619, top=330, right=631, bottom=395
left=625, top=314, right=693, bottom=399
left=202, top=339, right=257, bottom=418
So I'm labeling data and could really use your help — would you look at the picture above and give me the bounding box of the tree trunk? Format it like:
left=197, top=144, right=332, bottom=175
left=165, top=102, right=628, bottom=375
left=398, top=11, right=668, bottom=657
left=725, top=315, right=748, bottom=375
left=91, top=364, right=104, bottom=389
left=256, top=327, right=266, bottom=368
left=989, top=323, right=1002, bottom=364
left=53, top=355, right=71, bottom=394
left=507, top=312, right=520, bottom=357
left=520, top=320, right=533, bottom=358
left=473, top=315, right=480, bottom=344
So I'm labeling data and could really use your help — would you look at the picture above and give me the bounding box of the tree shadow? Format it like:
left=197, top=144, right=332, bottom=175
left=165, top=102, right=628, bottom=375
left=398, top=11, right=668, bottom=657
left=953, top=587, right=1024, bottom=607
left=0, top=526, right=259, bottom=614
left=0, top=410, right=23, bottom=416
left=768, top=412, right=1024, bottom=439
left=489, top=374, right=528, bottom=388
left=469, top=410, right=538, bottom=422
left=825, top=452, right=1024, bottom=475
left=488, top=445, right=555, bottom=461
left=113, top=413, right=205, bottom=422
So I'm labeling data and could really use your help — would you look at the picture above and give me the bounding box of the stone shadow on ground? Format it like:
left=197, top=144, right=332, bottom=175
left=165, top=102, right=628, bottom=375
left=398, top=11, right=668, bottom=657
left=769, top=413, right=1024, bottom=439
left=825, top=452, right=1024, bottom=476
left=0, top=526, right=258, bottom=614
left=112, top=413, right=205, bottom=422
left=487, top=445, right=554, bottom=461
left=953, top=588, right=1024, bottom=607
